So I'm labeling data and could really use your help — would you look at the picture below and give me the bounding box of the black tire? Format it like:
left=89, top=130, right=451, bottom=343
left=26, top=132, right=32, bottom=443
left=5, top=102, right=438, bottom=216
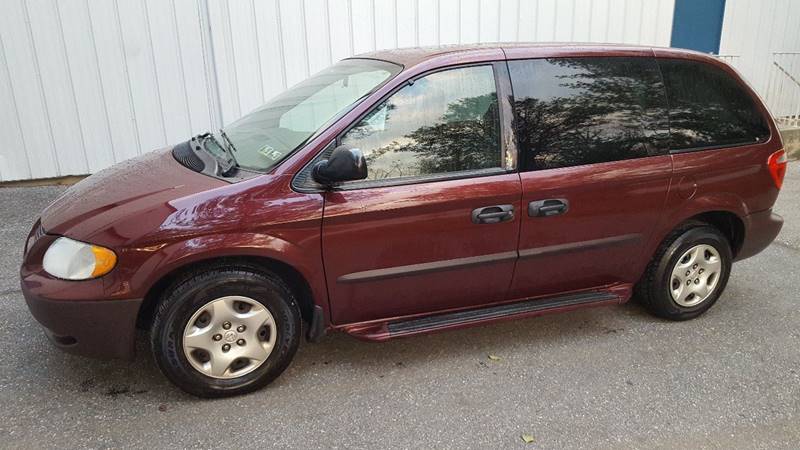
left=150, top=264, right=301, bottom=397
left=636, top=221, right=733, bottom=321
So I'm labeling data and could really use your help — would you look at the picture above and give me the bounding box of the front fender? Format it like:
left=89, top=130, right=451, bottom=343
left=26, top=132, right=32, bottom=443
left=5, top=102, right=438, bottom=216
left=105, top=230, right=328, bottom=322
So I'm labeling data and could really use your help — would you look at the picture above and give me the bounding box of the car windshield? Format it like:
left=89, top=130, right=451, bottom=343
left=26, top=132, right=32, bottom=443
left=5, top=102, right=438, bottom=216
left=216, top=58, right=401, bottom=172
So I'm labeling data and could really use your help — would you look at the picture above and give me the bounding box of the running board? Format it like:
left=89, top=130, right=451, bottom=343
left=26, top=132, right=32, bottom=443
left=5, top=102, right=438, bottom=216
left=388, top=291, right=617, bottom=334
left=341, top=288, right=626, bottom=341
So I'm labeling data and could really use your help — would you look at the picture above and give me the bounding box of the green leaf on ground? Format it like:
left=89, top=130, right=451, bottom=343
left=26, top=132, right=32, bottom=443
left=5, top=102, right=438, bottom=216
left=487, top=354, right=501, bottom=361
left=521, top=434, right=535, bottom=443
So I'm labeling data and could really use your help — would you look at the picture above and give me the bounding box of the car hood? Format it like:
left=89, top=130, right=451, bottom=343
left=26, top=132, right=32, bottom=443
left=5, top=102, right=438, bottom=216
left=41, top=147, right=226, bottom=243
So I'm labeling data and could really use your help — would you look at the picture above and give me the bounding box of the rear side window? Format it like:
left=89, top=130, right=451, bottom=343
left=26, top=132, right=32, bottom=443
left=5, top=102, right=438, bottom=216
left=509, top=57, right=669, bottom=171
left=658, top=58, right=770, bottom=150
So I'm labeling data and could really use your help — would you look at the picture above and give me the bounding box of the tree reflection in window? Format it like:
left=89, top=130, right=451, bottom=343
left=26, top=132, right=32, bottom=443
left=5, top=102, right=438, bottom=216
left=509, top=57, right=670, bottom=171
left=659, top=58, right=769, bottom=150
left=340, top=65, right=501, bottom=181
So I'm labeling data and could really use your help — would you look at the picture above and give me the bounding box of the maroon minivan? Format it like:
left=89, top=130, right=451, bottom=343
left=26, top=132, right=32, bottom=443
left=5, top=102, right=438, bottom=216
left=21, top=44, right=787, bottom=397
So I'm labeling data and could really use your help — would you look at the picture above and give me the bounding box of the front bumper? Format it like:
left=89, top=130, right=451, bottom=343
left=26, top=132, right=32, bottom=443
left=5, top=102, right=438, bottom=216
left=21, top=273, right=142, bottom=360
left=21, top=226, right=143, bottom=360
left=735, top=208, right=784, bottom=261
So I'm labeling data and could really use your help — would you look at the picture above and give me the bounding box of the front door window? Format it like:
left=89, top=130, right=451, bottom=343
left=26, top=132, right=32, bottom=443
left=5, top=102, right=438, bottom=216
left=340, top=65, right=502, bottom=182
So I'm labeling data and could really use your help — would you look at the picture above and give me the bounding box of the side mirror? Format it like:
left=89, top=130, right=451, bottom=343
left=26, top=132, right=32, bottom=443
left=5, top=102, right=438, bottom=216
left=312, top=145, right=368, bottom=186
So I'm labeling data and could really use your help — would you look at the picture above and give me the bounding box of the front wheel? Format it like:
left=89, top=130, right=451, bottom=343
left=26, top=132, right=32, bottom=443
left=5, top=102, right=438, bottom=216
left=637, top=222, right=733, bottom=321
left=150, top=266, right=301, bottom=397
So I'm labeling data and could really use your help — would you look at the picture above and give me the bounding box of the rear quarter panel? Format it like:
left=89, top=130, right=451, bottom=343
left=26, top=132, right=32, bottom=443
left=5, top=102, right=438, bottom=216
left=639, top=50, right=783, bottom=269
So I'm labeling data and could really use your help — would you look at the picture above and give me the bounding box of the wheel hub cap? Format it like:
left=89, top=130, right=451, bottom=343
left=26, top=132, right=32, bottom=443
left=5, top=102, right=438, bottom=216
left=182, top=295, right=277, bottom=379
left=223, top=330, right=237, bottom=343
left=670, top=244, right=722, bottom=307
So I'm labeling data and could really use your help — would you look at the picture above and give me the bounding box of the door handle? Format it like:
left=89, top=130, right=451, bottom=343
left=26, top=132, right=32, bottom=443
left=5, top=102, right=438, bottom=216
left=528, top=199, right=569, bottom=217
left=472, top=204, right=514, bottom=224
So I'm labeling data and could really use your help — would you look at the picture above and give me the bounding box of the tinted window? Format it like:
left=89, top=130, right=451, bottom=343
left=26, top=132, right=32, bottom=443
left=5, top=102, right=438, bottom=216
left=340, top=65, right=501, bottom=181
left=659, top=58, right=770, bottom=150
left=509, top=57, right=669, bottom=171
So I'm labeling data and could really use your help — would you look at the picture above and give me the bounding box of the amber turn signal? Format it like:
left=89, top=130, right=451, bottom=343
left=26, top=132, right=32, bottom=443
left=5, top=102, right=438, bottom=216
left=90, top=245, right=117, bottom=278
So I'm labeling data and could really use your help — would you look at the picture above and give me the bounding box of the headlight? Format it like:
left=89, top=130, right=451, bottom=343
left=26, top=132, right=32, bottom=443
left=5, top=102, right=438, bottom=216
left=42, top=237, right=117, bottom=280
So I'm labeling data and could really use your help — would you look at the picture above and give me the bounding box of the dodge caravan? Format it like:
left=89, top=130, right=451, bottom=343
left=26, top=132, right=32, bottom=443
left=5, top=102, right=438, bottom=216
left=21, top=44, right=787, bottom=397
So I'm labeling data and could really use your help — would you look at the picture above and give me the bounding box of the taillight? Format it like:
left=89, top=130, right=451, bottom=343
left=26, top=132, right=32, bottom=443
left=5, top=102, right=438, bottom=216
left=767, top=149, right=788, bottom=189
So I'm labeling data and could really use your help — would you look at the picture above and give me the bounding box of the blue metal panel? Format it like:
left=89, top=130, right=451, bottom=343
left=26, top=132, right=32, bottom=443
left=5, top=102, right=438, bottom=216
left=670, top=0, right=727, bottom=54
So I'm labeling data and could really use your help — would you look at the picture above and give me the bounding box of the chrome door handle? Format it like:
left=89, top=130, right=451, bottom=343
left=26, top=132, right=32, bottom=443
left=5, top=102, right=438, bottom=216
left=472, top=205, right=514, bottom=224
left=528, top=199, right=569, bottom=217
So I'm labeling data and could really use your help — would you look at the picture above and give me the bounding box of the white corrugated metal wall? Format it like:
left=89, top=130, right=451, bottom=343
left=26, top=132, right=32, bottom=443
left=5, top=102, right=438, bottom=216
left=0, top=0, right=676, bottom=182
left=2, top=0, right=794, bottom=182
left=0, top=0, right=220, bottom=182
left=719, top=0, right=800, bottom=118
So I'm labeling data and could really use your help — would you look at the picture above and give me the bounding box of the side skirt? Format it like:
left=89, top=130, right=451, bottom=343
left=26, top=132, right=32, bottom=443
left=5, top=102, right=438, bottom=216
left=340, top=283, right=631, bottom=341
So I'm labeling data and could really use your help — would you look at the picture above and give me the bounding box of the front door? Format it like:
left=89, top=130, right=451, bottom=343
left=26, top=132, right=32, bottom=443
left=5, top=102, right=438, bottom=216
left=505, top=55, right=673, bottom=298
left=321, top=64, right=521, bottom=325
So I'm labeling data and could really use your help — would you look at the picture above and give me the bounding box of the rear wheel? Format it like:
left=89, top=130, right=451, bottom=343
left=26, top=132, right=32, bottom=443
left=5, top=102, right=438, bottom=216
left=151, top=266, right=301, bottom=397
left=637, top=222, right=732, bottom=320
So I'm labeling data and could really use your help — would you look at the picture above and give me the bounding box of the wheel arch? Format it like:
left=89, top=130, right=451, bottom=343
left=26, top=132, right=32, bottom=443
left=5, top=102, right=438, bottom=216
left=136, top=254, right=319, bottom=332
left=636, top=206, right=747, bottom=285
left=689, top=210, right=746, bottom=257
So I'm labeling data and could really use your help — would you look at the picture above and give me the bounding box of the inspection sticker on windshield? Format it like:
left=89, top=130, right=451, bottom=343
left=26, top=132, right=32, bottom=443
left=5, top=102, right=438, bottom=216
left=258, top=145, right=281, bottom=161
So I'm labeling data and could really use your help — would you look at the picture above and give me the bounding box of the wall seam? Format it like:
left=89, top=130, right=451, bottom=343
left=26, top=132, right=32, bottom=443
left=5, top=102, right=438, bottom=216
left=225, top=0, right=241, bottom=116
left=170, top=0, right=194, bottom=134
left=324, top=0, right=333, bottom=63
left=299, top=0, right=311, bottom=76
left=141, top=0, right=169, bottom=146
left=371, top=0, right=378, bottom=50
left=274, top=0, right=288, bottom=89
left=21, top=0, right=61, bottom=176
left=476, top=0, right=482, bottom=42
left=112, top=0, right=143, bottom=157
left=53, top=0, right=90, bottom=173
left=494, top=0, right=503, bottom=42
left=436, top=0, right=441, bottom=45
left=197, top=0, right=224, bottom=129
left=456, top=0, right=462, bottom=43
left=0, top=28, right=33, bottom=180
left=84, top=0, right=117, bottom=163
left=251, top=0, right=265, bottom=104
left=347, top=0, right=355, bottom=55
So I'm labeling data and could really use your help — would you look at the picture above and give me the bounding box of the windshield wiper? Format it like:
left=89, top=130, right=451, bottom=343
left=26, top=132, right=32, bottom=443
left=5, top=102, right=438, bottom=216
left=198, top=132, right=237, bottom=176
left=219, top=129, right=238, bottom=154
